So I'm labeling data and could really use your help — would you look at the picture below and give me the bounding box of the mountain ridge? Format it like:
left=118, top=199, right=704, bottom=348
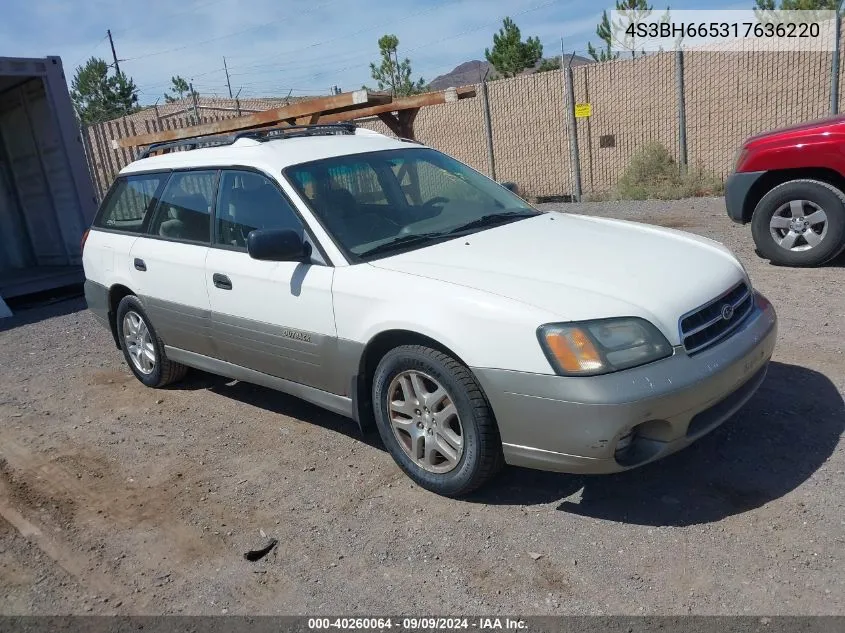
left=428, top=56, right=593, bottom=90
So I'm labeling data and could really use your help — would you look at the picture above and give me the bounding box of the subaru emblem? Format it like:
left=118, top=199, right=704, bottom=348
left=721, top=304, right=734, bottom=321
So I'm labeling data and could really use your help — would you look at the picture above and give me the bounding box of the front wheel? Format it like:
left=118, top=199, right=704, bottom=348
left=372, top=345, right=503, bottom=497
left=751, top=179, right=845, bottom=267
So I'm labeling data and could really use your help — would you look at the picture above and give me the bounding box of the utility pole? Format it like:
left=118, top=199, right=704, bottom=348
left=563, top=42, right=582, bottom=203
left=480, top=68, right=496, bottom=181
left=676, top=48, right=688, bottom=175
left=189, top=81, right=200, bottom=124
left=107, top=29, right=121, bottom=76
left=831, top=12, right=841, bottom=115
left=223, top=56, right=233, bottom=99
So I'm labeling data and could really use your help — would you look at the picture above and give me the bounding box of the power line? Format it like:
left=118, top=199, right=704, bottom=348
left=120, top=0, right=343, bottom=63
left=220, top=0, right=450, bottom=76
left=71, top=34, right=109, bottom=70
left=135, top=71, right=226, bottom=91
left=254, top=0, right=566, bottom=88
left=134, top=0, right=449, bottom=90
left=130, top=0, right=567, bottom=104
left=407, top=0, right=564, bottom=55
left=108, top=0, right=232, bottom=37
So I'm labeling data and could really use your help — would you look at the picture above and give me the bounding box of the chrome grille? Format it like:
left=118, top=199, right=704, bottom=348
left=680, top=282, right=753, bottom=354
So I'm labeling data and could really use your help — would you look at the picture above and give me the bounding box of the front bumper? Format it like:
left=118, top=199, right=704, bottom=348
left=724, top=170, right=765, bottom=224
left=472, top=293, right=777, bottom=474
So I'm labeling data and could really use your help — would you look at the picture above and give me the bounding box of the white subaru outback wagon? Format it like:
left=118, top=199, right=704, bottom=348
left=82, top=124, right=778, bottom=497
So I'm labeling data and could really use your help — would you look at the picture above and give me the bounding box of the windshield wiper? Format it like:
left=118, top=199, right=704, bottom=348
left=356, top=231, right=453, bottom=259
left=356, top=211, right=539, bottom=260
left=441, top=209, right=539, bottom=235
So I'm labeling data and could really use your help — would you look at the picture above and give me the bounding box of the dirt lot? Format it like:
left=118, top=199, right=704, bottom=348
left=1, top=197, right=843, bottom=615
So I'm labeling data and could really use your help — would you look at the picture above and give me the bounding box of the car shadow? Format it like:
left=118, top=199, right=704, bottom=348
left=761, top=248, right=845, bottom=268
left=469, top=361, right=844, bottom=526
left=171, top=369, right=387, bottom=453
left=168, top=361, right=842, bottom=527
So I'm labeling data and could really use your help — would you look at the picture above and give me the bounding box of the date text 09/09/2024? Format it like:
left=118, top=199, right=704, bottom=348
left=307, top=618, right=528, bottom=630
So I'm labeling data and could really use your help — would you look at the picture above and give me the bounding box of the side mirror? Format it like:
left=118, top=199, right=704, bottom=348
left=247, top=228, right=311, bottom=262
left=500, top=181, right=519, bottom=194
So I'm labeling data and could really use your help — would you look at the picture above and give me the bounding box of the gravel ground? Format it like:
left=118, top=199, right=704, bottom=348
left=0, top=197, right=843, bottom=616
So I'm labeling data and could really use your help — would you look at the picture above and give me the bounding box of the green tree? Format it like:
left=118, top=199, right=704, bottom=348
left=484, top=17, right=543, bottom=78
left=366, top=34, right=427, bottom=96
left=535, top=56, right=562, bottom=72
left=588, top=0, right=654, bottom=60
left=70, top=57, right=139, bottom=124
left=587, top=11, right=619, bottom=61
left=755, top=0, right=838, bottom=9
left=164, top=75, right=196, bottom=103
left=754, top=0, right=839, bottom=25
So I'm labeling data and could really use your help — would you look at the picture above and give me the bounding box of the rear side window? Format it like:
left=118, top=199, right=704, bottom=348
left=149, top=170, right=217, bottom=243
left=95, top=174, right=166, bottom=233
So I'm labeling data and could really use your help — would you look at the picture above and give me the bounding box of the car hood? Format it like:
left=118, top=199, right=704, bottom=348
left=744, top=115, right=845, bottom=146
left=368, top=213, right=748, bottom=345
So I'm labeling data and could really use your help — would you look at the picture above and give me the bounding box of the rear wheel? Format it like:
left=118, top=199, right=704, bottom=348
left=372, top=345, right=503, bottom=497
left=751, top=179, right=845, bottom=267
left=116, top=295, right=187, bottom=388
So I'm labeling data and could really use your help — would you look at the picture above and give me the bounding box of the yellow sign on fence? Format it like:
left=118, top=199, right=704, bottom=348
left=574, top=103, right=592, bottom=118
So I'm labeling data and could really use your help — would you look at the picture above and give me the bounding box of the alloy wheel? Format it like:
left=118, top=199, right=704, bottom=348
left=123, top=311, right=156, bottom=375
left=769, top=199, right=828, bottom=252
left=386, top=370, right=464, bottom=474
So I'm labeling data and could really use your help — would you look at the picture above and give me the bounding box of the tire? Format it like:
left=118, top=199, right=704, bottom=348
left=372, top=345, right=503, bottom=497
left=751, top=179, right=845, bottom=267
left=115, top=295, right=187, bottom=388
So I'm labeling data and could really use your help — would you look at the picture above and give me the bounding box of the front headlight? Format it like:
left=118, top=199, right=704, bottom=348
left=537, top=318, right=673, bottom=376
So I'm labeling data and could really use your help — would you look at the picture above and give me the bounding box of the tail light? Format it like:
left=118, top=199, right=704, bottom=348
left=81, top=229, right=90, bottom=253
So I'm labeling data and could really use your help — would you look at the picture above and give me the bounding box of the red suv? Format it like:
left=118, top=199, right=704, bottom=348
left=726, top=116, right=845, bottom=267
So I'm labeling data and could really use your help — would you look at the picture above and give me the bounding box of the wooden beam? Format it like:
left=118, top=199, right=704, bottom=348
left=118, top=90, right=392, bottom=148
left=315, top=87, right=476, bottom=126
left=377, top=112, right=402, bottom=137
left=376, top=110, right=419, bottom=139
left=398, top=109, right=418, bottom=138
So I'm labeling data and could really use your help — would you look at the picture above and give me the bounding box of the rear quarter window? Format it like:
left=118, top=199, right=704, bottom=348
left=95, top=173, right=167, bottom=233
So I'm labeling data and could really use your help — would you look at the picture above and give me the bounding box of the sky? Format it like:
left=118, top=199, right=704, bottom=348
left=2, top=0, right=747, bottom=106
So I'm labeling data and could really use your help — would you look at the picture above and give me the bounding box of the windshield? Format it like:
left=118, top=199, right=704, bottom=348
left=284, top=147, right=539, bottom=261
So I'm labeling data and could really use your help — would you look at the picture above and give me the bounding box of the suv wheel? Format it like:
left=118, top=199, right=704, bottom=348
left=116, top=295, right=187, bottom=388
left=372, top=345, right=503, bottom=497
left=751, top=179, right=845, bottom=267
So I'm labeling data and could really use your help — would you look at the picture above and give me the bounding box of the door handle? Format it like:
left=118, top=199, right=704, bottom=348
left=134, top=258, right=146, bottom=271
left=213, top=273, right=232, bottom=290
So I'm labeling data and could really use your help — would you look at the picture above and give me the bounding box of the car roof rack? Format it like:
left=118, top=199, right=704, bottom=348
left=136, top=122, right=358, bottom=160
left=237, top=122, right=357, bottom=142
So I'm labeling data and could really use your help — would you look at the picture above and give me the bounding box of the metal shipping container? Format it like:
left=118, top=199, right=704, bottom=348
left=0, top=56, right=96, bottom=299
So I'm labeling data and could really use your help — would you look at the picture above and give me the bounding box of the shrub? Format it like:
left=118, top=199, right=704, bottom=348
left=614, top=143, right=724, bottom=200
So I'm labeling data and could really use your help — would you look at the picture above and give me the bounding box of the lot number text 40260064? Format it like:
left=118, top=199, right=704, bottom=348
left=307, top=618, right=529, bottom=631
